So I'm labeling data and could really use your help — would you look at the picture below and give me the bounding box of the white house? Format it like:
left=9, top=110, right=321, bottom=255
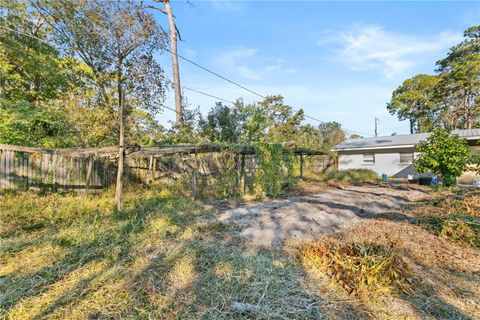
left=331, top=129, right=480, bottom=181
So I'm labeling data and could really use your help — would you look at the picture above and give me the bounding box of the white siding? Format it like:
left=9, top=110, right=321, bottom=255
left=338, top=146, right=479, bottom=181
left=338, top=147, right=417, bottom=178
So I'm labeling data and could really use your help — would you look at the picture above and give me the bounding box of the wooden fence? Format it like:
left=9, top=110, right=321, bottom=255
left=0, top=144, right=336, bottom=194
left=0, top=144, right=117, bottom=191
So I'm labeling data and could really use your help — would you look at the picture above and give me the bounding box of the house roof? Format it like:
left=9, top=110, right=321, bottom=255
left=332, top=129, right=480, bottom=151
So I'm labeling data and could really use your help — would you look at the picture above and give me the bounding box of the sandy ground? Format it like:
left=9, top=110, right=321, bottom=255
left=220, top=185, right=428, bottom=246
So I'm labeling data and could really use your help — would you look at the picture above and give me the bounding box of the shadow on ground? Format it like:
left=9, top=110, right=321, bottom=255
left=0, top=188, right=368, bottom=319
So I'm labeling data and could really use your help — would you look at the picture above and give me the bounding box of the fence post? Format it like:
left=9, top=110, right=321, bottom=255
left=191, top=152, right=197, bottom=200
left=300, top=154, right=304, bottom=179
left=85, top=154, right=94, bottom=195
left=148, top=155, right=153, bottom=184
left=153, top=157, right=157, bottom=182
left=240, top=153, right=246, bottom=194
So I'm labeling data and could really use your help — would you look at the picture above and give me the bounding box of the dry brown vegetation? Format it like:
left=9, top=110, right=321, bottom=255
left=296, top=187, right=480, bottom=319
left=1, top=182, right=479, bottom=319
left=0, top=186, right=323, bottom=319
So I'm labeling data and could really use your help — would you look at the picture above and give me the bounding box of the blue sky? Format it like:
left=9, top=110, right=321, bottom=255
left=154, top=0, right=480, bottom=136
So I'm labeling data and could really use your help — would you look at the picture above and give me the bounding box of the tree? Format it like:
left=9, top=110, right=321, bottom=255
left=240, top=100, right=270, bottom=143
left=318, top=121, right=346, bottom=149
left=414, top=129, right=471, bottom=186
left=297, top=124, right=323, bottom=149
left=436, top=26, right=480, bottom=129
left=387, top=74, right=441, bottom=133
left=0, top=0, right=98, bottom=148
left=267, top=109, right=305, bottom=144
left=258, top=95, right=306, bottom=144
left=0, top=100, right=76, bottom=147
left=35, top=0, right=167, bottom=209
left=199, top=102, right=244, bottom=143
left=0, top=0, right=87, bottom=104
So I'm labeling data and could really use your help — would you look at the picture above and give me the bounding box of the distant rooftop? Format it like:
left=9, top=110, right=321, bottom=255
left=332, top=129, right=480, bottom=151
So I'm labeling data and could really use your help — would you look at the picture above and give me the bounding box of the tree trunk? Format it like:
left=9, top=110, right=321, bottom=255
left=465, top=93, right=473, bottom=129
left=115, top=76, right=125, bottom=211
left=0, top=79, right=6, bottom=100
left=164, top=0, right=183, bottom=129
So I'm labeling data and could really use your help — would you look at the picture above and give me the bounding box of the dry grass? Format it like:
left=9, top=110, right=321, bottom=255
left=299, top=238, right=409, bottom=297
left=409, top=188, right=480, bottom=248
left=0, top=185, right=323, bottom=319
left=293, top=186, right=480, bottom=319
left=1, top=183, right=479, bottom=319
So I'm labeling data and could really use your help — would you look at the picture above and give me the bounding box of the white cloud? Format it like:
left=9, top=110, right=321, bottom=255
left=326, top=25, right=461, bottom=78
left=215, top=48, right=260, bottom=79
left=215, top=47, right=300, bottom=80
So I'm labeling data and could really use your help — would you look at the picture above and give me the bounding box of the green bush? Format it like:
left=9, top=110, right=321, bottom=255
left=414, top=129, right=472, bottom=186
left=324, top=169, right=378, bottom=183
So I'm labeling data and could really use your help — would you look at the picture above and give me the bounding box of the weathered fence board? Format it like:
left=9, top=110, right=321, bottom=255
left=0, top=145, right=116, bottom=191
left=0, top=144, right=334, bottom=193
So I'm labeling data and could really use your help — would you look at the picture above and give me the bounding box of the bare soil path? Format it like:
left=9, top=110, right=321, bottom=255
left=220, top=184, right=428, bottom=246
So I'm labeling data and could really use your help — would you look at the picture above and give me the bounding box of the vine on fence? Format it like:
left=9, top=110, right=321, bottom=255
left=256, top=143, right=295, bottom=197
left=217, top=153, right=240, bottom=197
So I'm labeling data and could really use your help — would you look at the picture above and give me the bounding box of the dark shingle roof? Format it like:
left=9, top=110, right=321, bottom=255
left=332, top=129, right=480, bottom=151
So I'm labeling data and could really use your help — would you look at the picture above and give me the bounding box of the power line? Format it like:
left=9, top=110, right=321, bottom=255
left=167, top=49, right=372, bottom=135
left=164, top=47, right=265, bottom=99
left=182, top=86, right=236, bottom=104
left=163, top=105, right=177, bottom=113
left=0, top=23, right=372, bottom=136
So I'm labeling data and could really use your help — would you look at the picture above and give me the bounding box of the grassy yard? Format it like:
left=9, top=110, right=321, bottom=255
left=1, top=182, right=479, bottom=319
left=0, top=185, right=324, bottom=319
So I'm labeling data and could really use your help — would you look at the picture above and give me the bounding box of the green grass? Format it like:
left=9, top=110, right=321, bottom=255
left=0, top=185, right=322, bottom=319
left=323, top=169, right=378, bottom=184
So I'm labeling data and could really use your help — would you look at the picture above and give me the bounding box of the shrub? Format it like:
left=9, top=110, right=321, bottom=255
left=324, top=169, right=378, bottom=184
left=414, top=129, right=471, bottom=186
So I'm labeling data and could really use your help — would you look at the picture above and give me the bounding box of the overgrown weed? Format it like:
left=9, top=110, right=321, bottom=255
left=324, top=169, right=378, bottom=186
left=411, top=188, right=480, bottom=247
left=0, top=183, right=323, bottom=319
left=299, top=237, right=409, bottom=298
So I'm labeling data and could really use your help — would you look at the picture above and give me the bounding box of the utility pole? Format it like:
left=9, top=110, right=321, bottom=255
left=374, top=117, right=379, bottom=137
left=163, top=0, right=183, bottom=129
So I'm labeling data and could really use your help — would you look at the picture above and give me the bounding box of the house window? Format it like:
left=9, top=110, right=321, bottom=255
left=362, top=153, right=375, bottom=165
left=399, top=153, right=413, bottom=164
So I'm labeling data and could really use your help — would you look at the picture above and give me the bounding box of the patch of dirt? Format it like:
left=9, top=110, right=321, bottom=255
left=220, top=184, right=428, bottom=246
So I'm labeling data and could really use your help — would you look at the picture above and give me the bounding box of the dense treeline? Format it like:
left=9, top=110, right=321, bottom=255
left=387, top=26, right=480, bottom=133
left=0, top=0, right=345, bottom=152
